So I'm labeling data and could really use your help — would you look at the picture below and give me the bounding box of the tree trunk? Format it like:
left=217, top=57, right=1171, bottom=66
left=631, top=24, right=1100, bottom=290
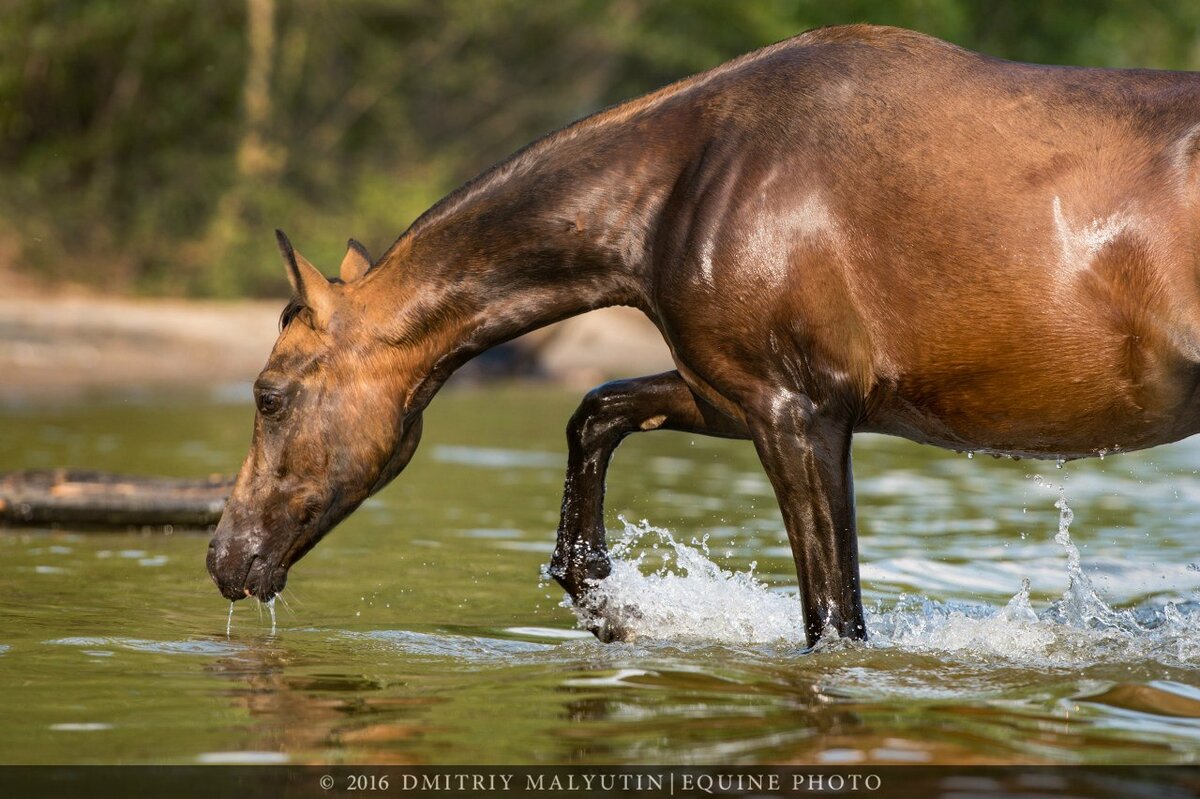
left=203, top=0, right=281, bottom=294
left=0, top=469, right=232, bottom=529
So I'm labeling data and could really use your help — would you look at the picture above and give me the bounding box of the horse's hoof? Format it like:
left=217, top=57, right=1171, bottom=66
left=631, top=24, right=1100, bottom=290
left=589, top=619, right=631, bottom=643
left=576, top=590, right=636, bottom=643
left=590, top=623, right=615, bottom=643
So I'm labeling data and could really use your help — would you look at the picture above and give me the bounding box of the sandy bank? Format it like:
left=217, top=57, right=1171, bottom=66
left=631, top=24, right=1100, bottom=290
left=0, top=292, right=674, bottom=405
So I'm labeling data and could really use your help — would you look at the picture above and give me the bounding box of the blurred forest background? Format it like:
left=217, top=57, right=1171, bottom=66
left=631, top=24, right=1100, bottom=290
left=4, top=0, right=1200, bottom=297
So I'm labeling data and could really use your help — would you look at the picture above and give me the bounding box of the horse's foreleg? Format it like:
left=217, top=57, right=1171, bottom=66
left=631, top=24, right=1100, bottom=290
left=745, top=393, right=865, bottom=647
left=548, top=370, right=747, bottom=613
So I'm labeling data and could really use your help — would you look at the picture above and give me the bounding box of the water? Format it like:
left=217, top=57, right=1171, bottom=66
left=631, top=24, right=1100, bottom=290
left=2, top=385, right=1200, bottom=764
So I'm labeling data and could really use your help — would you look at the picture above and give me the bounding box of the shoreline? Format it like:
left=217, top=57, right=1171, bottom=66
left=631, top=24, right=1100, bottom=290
left=0, top=290, right=674, bottom=406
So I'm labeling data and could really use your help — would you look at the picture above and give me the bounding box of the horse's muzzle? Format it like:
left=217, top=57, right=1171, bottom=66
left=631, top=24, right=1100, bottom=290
left=206, top=535, right=288, bottom=602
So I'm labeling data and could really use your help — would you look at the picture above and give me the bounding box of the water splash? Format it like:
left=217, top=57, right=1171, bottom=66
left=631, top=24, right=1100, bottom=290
left=1042, top=478, right=1128, bottom=631
left=226, top=602, right=234, bottom=637
left=571, top=497, right=1200, bottom=668
left=571, top=519, right=800, bottom=645
left=265, top=597, right=277, bottom=635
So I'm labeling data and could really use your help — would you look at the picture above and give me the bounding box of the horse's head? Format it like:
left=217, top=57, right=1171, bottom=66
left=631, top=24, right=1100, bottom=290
left=207, top=231, right=425, bottom=602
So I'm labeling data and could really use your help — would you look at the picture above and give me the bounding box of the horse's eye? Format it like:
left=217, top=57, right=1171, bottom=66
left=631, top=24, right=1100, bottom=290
left=256, top=391, right=285, bottom=418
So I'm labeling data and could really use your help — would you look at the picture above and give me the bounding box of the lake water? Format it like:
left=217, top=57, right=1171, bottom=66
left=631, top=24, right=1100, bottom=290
left=2, top=385, right=1200, bottom=765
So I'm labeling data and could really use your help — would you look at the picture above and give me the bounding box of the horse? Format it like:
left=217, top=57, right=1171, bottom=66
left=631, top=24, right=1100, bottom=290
left=207, top=25, right=1200, bottom=648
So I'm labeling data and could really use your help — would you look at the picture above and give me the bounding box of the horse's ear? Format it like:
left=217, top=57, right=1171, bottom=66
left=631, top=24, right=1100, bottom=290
left=340, top=239, right=372, bottom=283
left=276, top=230, right=333, bottom=322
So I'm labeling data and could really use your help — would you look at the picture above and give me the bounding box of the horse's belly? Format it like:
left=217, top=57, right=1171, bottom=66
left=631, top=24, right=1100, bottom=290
left=863, top=351, right=1200, bottom=458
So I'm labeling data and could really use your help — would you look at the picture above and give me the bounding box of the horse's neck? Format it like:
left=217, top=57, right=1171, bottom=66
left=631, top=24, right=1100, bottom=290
left=372, top=121, right=682, bottom=407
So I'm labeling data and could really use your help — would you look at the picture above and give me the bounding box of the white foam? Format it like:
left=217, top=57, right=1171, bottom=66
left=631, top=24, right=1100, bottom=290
left=571, top=520, right=803, bottom=645
left=569, top=495, right=1200, bottom=669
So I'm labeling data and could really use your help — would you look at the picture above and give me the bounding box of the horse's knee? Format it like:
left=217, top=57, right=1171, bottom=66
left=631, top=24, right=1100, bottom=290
left=566, top=380, right=635, bottom=450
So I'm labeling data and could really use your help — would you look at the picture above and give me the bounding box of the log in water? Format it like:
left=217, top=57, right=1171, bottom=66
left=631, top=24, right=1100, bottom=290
left=0, top=469, right=231, bottom=529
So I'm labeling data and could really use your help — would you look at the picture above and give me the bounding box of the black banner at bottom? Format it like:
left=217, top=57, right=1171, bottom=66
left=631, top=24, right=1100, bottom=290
left=1, top=765, right=1197, bottom=799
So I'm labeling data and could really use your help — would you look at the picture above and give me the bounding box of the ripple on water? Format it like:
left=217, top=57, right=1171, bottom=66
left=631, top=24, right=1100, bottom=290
left=431, top=444, right=561, bottom=469
left=460, top=527, right=524, bottom=539
left=351, top=629, right=555, bottom=661
left=1081, top=680, right=1200, bottom=719
left=34, top=565, right=68, bottom=575
left=49, top=723, right=112, bottom=732
left=196, top=752, right=289, bottom=764
left=562, top=668, right=653, bottom=688
left=503, top=626, right=593, bottom=641
left=48, top=637, right=242, bottom=656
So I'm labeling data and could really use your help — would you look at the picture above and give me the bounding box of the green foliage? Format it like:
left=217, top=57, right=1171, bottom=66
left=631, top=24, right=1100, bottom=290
left=2, top=0, right=1198, bottom=296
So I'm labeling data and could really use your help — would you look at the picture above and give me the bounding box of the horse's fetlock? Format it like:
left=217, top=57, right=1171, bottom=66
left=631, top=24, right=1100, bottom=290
left=583, top=550, right=612, bottom=581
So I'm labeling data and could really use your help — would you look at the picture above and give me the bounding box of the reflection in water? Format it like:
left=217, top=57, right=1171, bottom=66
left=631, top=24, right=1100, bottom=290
left=2, top=389, right=1200, bottom=765
left=204, top=637, right=438, bottom=764
left=1083, top=682, right=1200, bottom=718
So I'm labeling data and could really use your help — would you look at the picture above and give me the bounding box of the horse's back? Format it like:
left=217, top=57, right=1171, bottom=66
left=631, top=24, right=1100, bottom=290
left=649, top=26, right=1200, bottom=457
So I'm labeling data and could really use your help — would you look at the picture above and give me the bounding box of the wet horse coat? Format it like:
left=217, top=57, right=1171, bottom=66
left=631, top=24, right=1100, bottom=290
left=208, top=26, right=1200, bottom=647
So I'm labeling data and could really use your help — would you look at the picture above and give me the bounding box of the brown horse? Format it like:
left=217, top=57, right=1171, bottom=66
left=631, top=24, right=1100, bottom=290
left=207, top=25, right=1200, bottom=647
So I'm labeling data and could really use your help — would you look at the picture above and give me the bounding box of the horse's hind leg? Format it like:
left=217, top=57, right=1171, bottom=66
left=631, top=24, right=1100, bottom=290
left=548, top=370, right=747, bottom=629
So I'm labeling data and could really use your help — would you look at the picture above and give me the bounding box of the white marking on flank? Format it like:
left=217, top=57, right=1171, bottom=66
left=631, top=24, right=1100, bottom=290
left=794, top=193, right=837, bottom=239
left=1052, top=196, right=1133, bottom=273
left=698, top=234, right=716, bottom=285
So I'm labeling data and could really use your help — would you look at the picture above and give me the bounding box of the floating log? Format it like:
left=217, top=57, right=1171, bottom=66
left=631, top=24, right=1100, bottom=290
left=0, top=469, right=232, bottom=530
